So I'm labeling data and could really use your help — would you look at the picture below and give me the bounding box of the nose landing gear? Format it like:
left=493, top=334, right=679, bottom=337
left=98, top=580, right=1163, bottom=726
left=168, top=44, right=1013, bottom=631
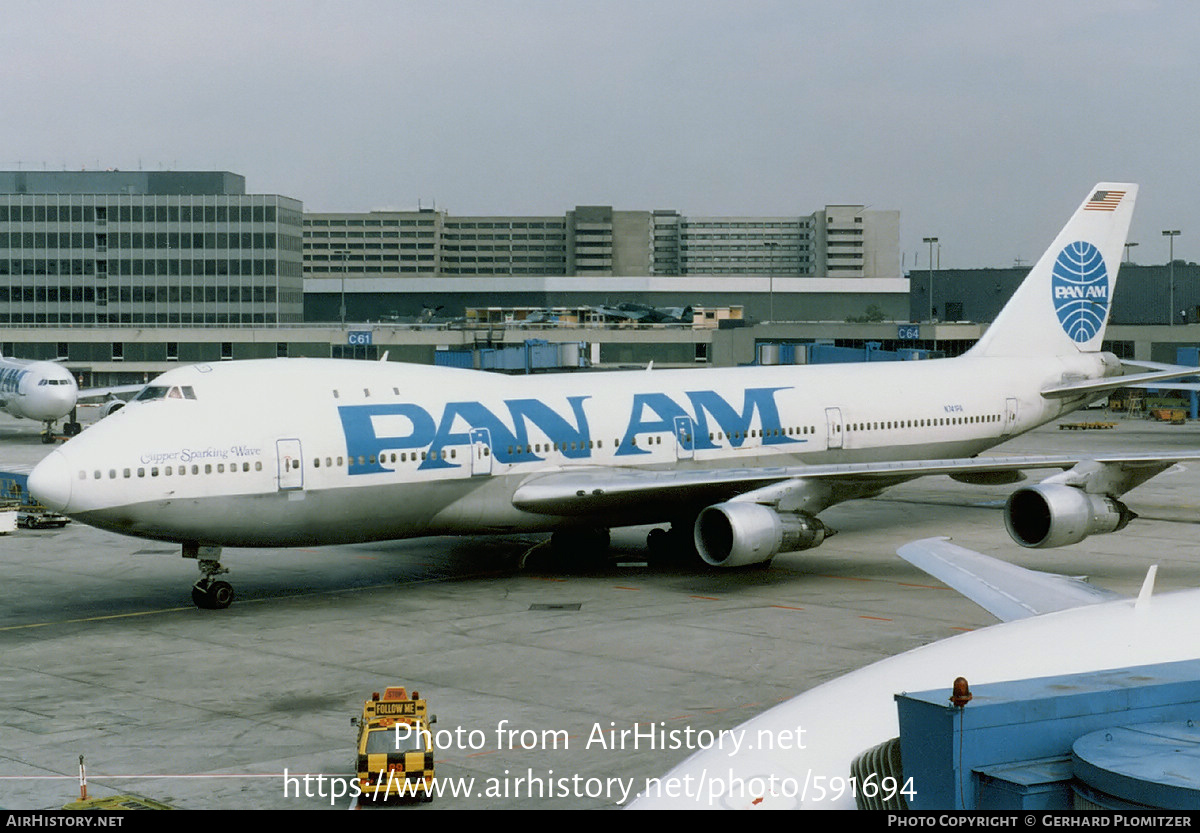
left=184, top=543, right=234, bottom=609
left=192, top=577, right=234, bottom=610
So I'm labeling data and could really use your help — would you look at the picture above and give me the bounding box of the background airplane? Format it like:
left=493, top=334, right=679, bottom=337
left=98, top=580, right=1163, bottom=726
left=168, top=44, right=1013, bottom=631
left=629, top=537, right=1199, bottom=809
left=26, top=182, right=1200, bottom=608
left=0, top=354, right=141, bottom=443
left=0, top=354, right=80, bottom=440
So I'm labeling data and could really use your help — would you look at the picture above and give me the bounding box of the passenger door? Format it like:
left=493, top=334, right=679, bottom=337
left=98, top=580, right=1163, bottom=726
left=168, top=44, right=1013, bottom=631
left=469, top=428, right=493, bottom=476
left=276, top=438, right=304, bottom=490
left=674, top=416, right=695, bottom=461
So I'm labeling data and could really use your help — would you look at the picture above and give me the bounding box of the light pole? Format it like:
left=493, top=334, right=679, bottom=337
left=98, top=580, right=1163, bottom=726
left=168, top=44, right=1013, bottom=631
left=1124, top=241, right=1138, bottom=263
left=334, top=249, right=351, bottom=327
left=923, top=237, right=938, bottom=353
left=764, top=241, right=779, bottom=322
left=1163, top=230, right=1180, bottom=325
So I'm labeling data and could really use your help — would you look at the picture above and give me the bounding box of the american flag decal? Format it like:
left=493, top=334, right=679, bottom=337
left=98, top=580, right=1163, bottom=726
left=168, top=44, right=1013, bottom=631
left=1084, top=190, right=1126, bottom=211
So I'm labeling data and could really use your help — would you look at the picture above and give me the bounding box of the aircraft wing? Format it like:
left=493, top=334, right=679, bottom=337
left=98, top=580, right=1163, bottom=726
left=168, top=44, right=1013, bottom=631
left=76, top=384, right=145, bottom=401
left=510, top=451, right=1200, bottom=517
left=1122, top=360, right=1192, bottom=372
left=896, top=537, right=1124, bottom=622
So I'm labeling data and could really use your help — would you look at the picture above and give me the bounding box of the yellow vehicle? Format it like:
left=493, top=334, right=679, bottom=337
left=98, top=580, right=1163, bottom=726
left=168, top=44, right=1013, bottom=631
left=353, top=686, right=436, bottom=802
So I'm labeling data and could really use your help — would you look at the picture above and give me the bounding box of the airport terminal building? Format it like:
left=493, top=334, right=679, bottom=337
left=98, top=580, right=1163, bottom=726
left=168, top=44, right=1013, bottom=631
left=301, top=203, right=903, bottom=322
left=0, top=171, right=304, bottom=327
left=302, top=204, right=899, bottom=280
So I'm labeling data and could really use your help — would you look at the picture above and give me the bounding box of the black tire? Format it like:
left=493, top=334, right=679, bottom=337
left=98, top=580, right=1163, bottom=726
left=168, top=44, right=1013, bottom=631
left=191, top=583, right=212, bottom=609
left=207, top=580, right=234, bottom=609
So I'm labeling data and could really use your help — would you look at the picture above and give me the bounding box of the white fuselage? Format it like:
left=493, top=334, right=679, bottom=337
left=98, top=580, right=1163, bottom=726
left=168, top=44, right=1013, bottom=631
left=29, top=351, right=1114, bottom=548
left=629, top=587, right=1200, bottom=809
left=0, top=357, right=78, bottom=423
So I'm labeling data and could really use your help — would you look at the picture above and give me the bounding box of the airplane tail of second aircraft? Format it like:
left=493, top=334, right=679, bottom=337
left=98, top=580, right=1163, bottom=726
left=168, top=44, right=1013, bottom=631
left=968, top=182, right=1137, bottom=359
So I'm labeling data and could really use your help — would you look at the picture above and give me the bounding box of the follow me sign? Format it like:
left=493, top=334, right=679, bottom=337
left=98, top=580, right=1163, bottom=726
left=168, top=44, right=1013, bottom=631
left=338, top=387, right=802, bottom=473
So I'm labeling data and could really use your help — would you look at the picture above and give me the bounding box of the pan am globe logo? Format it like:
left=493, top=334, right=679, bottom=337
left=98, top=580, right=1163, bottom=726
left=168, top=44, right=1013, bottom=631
left=1051, top=241, right=1109, bottom=343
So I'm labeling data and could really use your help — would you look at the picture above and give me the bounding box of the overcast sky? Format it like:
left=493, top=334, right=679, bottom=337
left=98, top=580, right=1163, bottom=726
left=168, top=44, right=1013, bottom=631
left=2, top=1, right=1196, bottom=270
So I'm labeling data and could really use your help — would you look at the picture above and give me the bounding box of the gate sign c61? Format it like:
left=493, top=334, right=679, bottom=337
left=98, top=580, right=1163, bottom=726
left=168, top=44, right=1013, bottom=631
left=348, top=331, right=373, bottom=346
left=897, top=325, right=920, bottom=340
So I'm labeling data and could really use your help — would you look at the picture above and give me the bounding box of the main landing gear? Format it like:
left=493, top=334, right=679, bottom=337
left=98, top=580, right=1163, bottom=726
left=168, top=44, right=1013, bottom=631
left=64, top=407, right=82, bottom=437
left=645, top=518, right=702, bottom=566
left=184, top=543, right=234, bottom=609
left=524, top=527, right=611, bottom=571
left=39, top=412, right=81, bottom=444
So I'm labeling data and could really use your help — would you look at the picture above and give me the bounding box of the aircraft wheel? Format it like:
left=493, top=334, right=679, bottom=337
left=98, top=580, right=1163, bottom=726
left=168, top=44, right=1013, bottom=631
left=207, top=580, right=235, bottom=609
left=65, top=422, right=81, bottom=436
left=192, top=579, right=235, bottom=609
left=191, top=583, right=211, bottom=609
left=40, top=433, right=55, bottom=445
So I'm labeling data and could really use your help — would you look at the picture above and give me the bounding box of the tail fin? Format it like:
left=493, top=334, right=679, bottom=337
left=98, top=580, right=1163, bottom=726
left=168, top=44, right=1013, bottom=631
left=969, top=182, right=1136, bottom=358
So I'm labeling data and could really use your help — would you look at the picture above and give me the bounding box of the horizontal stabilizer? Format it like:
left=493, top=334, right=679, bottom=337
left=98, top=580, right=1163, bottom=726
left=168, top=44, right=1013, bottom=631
left=897, top=537, right=1123, bottom=622
left=1042, top=366, right=1200, bottom=399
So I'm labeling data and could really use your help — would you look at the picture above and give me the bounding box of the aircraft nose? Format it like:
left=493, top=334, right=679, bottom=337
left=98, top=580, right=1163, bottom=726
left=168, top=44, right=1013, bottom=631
left=29, top=450, right=72, bottom=513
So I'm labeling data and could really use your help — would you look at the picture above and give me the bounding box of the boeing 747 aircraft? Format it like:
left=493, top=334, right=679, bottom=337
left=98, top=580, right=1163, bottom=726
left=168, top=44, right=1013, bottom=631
left=27, top=183, right=1200, bottom=608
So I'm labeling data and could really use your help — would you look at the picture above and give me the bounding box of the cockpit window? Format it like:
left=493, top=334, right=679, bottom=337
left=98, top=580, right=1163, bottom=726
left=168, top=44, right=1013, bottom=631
left=135, top=386, right=169, bottom=401
left=135, top=385, right=197, bottom=401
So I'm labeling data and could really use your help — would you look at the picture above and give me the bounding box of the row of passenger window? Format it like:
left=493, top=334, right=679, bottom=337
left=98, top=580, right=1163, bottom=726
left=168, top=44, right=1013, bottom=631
left=314, top=449, right=456, bottom=468
left=80, top=461, right=263, bottom=480
left=312, top=425, right=822, bottom=472
left=840, top=414, right=1000, bottom=432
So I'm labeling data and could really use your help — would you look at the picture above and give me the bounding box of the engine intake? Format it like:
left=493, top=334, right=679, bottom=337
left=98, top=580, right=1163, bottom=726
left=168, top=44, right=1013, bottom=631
left=1004, top=484, right=1136, bottom=549
left=695, top=502, right=829, bottom=567
left=99, top=399, right=125, bottom=418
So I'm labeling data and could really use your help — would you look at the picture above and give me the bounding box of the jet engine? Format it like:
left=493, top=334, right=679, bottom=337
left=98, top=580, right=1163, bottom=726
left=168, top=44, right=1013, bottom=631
left=98, top=398, right=126, bottom=418
left=694, top=502, right=829, bottom=567
left=1004, top=484, right=1137, bottom=549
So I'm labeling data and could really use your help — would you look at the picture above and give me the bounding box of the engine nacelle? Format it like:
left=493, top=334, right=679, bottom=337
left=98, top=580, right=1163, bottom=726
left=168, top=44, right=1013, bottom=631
left=695, top=502, right=829, bottom=567
left=1004, top=484, right=1136, bottom=549
left=98, top=398, right=125, bottom=418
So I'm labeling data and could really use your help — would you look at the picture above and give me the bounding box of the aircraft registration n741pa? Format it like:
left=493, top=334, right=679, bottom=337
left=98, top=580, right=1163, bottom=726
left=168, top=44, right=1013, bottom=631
left=27, top=183, right=1200, bottom=608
